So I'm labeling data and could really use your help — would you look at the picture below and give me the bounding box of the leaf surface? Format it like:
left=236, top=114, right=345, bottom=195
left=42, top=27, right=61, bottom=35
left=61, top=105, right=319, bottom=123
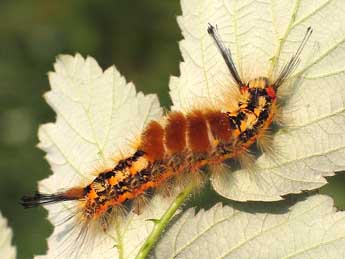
left=153, top=195, right=345, bottom=259
left=0, top=212, right=16, bottom=259
left=36, top=54, right=168, bottom=258
left=171, top=0, right=345, bottom=201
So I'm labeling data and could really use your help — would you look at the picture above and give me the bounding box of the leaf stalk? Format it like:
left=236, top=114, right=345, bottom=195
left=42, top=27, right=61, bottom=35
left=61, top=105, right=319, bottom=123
left=135, top=183, right=194, bottom=259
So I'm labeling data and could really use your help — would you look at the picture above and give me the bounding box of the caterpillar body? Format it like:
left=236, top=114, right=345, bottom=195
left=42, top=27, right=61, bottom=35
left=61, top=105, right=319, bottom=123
left=21, top=25, right=312, bottom=230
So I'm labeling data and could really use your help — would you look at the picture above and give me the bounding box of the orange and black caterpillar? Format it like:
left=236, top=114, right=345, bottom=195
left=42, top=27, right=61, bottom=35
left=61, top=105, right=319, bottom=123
left=21, top=24, right=312, bottom=225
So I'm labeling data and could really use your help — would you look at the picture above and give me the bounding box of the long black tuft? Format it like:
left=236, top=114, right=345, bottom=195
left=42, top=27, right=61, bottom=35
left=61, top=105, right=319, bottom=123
left=273, top=27, right=313, bottom=89
left=207, top=23, right=244, bottom=87
left=21, top=192, right=73, bottom=208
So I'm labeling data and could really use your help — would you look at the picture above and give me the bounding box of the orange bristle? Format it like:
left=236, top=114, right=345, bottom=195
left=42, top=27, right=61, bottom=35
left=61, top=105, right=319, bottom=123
left=64, top=187, right=85, bottom=199
left=140, top=120, right=165, bottom=160
left=187, top=110, right=211, bottom=153
left=165, top=112, right=187, bottom=153
left=205, top=111, right=232, bottom=142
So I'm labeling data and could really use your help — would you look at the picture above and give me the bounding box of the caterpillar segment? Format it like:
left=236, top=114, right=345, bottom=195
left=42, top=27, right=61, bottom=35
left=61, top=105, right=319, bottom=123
left=21, top=23, right=312, bottom=226
left=22, top=77, right=278, bottom=221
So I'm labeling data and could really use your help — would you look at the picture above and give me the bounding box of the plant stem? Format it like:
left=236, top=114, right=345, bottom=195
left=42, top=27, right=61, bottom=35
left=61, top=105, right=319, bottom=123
left=135, top=183, right=194, bottom=259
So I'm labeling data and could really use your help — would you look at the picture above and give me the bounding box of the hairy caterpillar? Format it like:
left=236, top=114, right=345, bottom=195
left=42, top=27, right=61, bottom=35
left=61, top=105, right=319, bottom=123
left=21, top=24, right=312, bottom=232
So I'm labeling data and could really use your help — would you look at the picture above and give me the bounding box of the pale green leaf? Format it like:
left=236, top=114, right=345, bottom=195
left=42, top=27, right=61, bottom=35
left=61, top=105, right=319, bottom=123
left=171, top=0, right=345, bottom=201
left=39, top=54, right=162, bottom=189
left=0, top=212, right=16, bottom=259
left=36, top=54, right=168, bottom=258
left=153, top=195, right=345, bottom=259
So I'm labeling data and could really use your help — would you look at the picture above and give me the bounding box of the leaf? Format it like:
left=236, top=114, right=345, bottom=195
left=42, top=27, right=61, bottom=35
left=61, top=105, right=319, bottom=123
left=171, top=0, right=345, bottom=201
left=153, top=194, right=345, bottom=259
left=39, top=54, right=162, bottom=189
left=36, top=54, right=169, bottom=258
left=0, top=211, right=16, bottom=259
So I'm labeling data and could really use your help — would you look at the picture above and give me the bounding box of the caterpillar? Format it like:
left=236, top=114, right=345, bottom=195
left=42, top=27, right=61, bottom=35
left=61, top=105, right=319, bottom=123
left=21, top=24, right=312, bottom=230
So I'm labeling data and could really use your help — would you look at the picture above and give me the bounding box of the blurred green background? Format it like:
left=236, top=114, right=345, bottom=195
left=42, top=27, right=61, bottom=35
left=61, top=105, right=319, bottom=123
left=0, top=1, right=344, bottom=259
